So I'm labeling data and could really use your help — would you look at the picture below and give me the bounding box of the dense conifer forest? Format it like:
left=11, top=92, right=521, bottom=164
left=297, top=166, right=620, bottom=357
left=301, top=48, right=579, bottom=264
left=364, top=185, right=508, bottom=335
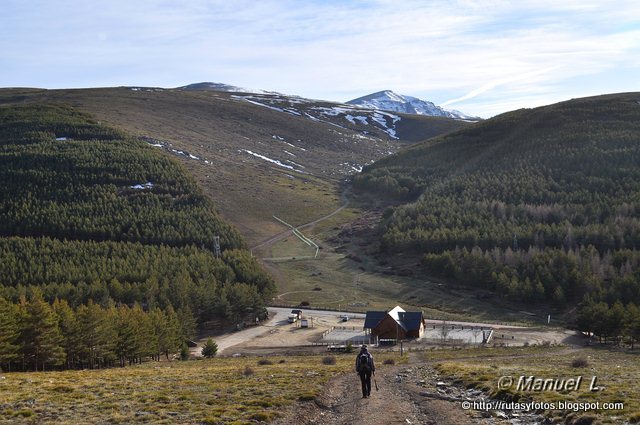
left=354, top=93, right=640, bottom=341
left=0, top=104, right=275, bottom=371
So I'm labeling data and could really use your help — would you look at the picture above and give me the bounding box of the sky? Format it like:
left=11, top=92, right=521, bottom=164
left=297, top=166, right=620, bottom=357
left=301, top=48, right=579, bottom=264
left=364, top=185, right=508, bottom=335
left=2, top=0, right=640, bottom=117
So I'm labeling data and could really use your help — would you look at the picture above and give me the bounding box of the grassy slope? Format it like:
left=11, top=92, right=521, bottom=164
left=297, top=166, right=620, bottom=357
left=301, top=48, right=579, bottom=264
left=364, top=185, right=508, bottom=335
left=424, top=346, right=639, bottom=424
left=0, top=353, right=402, bottom=424
left=0, top=87, right=466, bottom=245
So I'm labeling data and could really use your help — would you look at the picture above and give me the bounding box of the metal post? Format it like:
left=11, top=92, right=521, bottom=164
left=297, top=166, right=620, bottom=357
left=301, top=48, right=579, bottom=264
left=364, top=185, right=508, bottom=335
left=213, top=236, right=221, bottom=258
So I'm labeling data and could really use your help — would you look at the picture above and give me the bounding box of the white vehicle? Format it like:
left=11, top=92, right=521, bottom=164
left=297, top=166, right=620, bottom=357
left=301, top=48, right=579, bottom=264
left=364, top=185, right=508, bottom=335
left=287, top=314, right=298, bottom=323
left=340, top=315, right=349, bottom=322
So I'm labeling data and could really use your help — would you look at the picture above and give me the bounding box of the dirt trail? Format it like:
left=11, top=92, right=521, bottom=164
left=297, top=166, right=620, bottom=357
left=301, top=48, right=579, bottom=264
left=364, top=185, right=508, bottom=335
left=274, top=354, right=549, bottom=425
left=274, top=362, right=479, bottom=425
left=251, top=188, right=350, bottom=253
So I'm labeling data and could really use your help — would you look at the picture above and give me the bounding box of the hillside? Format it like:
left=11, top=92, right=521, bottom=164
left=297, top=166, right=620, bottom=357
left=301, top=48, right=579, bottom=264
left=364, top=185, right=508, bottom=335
left=0, top=103, right=276, bottom=370
left=354, top=93, right=640, bottom=313
left=0, top=87, right=468, bottom=245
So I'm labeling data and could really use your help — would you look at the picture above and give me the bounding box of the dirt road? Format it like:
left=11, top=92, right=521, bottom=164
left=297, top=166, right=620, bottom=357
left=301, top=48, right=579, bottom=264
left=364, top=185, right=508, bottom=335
left=190, top=310, right=287, bottom=357
left=250, top=188, right=350, bottom=253
left=191, top=307, right=362, bottom=357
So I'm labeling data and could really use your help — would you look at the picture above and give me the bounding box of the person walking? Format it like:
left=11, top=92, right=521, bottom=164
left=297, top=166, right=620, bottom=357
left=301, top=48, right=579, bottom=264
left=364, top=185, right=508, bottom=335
left=355, top=345, right=375, bottom=398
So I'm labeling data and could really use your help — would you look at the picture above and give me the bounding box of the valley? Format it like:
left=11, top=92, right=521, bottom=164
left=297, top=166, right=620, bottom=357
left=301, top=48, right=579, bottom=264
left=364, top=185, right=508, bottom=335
left=0, top=85, right=483, bottom=320
left=1, top=86, right=639, bottom=425
left=0, top=87, right=465, bottom=245
left=4, top=2, right=640, bottom=423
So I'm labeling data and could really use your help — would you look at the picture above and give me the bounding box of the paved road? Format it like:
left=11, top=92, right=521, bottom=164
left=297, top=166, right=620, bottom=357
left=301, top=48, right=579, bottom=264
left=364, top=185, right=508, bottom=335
left=269, top=307, right=365, bottom=319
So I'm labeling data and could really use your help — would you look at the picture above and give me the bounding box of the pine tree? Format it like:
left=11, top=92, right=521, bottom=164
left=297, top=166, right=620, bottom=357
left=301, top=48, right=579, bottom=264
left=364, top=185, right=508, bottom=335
left=624, top=303, right=640, bottom=349
left=177, top=306, right=197, bottom=341
left=52, top=298, right=79, bottom=369
left=76, top=301, right=115, bottom=369
left=21, top=293, right=65, bottom=371
left=0, top=298, right=20, bottom=369
left=159, top=306, right=182, bottom=360
left=113, top=305, right=138, bottom=367
left=180, top=343, right=190, bottom=361
left=201, top=338, right=218, bottom=358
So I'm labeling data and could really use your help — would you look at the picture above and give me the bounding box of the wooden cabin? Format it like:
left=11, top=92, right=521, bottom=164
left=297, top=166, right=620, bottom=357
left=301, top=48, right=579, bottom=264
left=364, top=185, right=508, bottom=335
left=363, top=306, right=425, bottom=340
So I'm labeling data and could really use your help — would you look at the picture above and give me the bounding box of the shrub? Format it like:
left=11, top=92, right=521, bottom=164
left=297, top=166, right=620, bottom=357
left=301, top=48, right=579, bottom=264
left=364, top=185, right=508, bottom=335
left=570, top=414, right=598, bottom=425
left=383, top=358, right=395, bottom=365
left=298, top=392, right=316, bottom=401
left=14, top=410, right=34, bottom=418
left=180, top=343, right=190, bottom=361
left=257, top=359, right=273, bottom=366
left=278, top=359, right=286, bottom=364
left=571, top=357, right=589, bottom=368
left=52, top=385, right=75, bottom=393
left=322, top=356, right=336, bottom=365
left=243, top=365, right=255, bottom=376
left=250, top=412, right=274, bottom=421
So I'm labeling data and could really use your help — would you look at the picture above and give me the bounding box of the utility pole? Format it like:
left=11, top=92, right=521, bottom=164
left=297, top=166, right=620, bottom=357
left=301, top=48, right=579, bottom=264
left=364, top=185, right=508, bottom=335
left=213, top=236, right=221, bottom=258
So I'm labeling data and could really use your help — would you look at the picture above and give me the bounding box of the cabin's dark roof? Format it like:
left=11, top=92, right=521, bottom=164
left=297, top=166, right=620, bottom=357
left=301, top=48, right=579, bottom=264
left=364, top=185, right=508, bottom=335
left=398, top=312, right=424, bottom=331
left=364, top=311, right=386, bottom=329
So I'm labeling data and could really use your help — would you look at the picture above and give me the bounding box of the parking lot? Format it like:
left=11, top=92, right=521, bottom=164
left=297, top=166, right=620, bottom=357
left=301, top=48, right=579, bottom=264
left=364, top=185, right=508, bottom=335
left=320, top=319, right=369, bottom=345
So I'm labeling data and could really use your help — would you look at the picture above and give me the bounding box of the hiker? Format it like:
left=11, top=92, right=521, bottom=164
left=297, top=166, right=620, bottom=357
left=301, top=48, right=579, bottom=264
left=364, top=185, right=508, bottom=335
left=355, top=345, right=375, bottom=398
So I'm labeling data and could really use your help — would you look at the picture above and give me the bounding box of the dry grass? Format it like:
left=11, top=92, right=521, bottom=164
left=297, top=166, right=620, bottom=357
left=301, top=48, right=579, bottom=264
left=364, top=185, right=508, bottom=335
left=424, top=346, right=639, bottom=424
left=0, top=355, right=356, bottom=424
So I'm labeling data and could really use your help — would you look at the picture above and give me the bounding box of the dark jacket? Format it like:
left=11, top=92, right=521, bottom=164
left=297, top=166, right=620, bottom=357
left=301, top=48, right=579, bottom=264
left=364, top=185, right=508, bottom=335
left=355, top=350, right=375, bottom=373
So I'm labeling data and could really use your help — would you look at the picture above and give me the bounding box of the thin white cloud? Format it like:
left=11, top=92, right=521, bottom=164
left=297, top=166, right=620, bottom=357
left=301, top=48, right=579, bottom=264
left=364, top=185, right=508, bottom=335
left=442, top=67, right=559, bottom=106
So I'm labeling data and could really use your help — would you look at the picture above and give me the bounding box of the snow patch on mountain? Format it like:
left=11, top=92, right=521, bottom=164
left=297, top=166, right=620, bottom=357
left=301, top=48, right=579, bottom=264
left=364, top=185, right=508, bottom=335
left=239, top=149, right=305, bottom=173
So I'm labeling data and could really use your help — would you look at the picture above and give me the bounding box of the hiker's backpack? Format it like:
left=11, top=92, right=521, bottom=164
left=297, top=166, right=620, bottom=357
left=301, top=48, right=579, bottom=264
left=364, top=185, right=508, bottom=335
left=358, top=353, right=371, bottom=373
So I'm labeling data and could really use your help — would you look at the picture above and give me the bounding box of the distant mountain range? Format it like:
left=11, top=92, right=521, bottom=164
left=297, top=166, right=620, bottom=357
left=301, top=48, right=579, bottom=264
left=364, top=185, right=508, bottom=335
left=347, top=90, right=476, bottom=120
left=176, top=82, right=470, bottom=141
left=180, top=83, right=477, bottom=121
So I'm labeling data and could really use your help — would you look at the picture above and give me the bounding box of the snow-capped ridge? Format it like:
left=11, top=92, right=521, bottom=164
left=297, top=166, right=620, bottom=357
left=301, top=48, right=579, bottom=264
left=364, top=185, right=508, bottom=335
left=347, top=90, right=476, bottom=120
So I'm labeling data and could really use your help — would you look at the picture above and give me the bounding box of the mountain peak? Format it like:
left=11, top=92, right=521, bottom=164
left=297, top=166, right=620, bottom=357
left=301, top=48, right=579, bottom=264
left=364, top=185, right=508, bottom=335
left=347, top=90, right=475, bottom=120
left=178, top=82, right=279, bottom=95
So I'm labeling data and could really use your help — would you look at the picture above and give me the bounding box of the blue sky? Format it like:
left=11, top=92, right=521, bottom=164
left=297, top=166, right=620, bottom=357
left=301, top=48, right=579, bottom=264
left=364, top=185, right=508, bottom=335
left=2, top=0, right=640, bottom=117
